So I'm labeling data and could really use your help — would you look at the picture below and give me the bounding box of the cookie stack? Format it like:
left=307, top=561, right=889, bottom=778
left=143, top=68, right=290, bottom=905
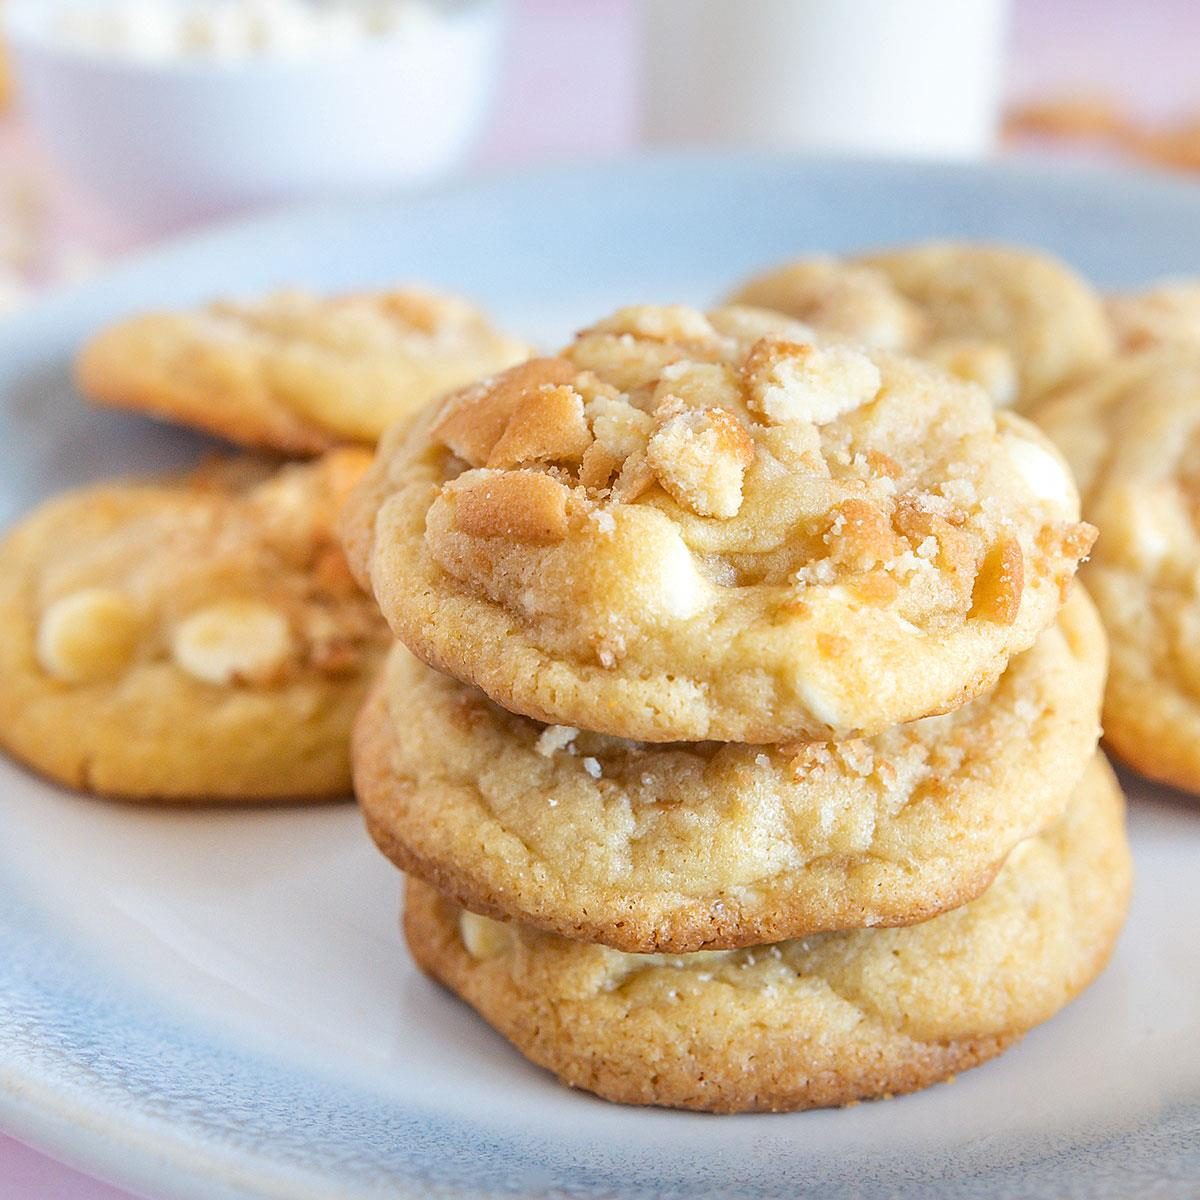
left=345, top=302, right=1131, bottom=1112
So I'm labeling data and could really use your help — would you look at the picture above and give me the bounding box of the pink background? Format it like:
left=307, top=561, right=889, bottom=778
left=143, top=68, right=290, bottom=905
left=4, top=0, right=1200, bottom=1196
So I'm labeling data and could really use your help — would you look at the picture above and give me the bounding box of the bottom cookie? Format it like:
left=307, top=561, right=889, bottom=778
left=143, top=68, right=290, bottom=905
left=403, top=754, right=1130, bottom=1113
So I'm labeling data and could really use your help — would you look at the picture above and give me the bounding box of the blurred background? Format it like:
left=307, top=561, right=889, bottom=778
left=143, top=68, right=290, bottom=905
left=1, top=0, right=1199, bottom=1195
left=2, top=0, right=1200, bottom=320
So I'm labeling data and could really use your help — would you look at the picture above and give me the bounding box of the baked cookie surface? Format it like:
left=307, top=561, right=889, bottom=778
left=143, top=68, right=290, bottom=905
left=77, top=288, right=530, bottom=454
left=1105, top=282, right=1200, bottom=354
left=730, top=243, right=1114, bottom=409
left=344, top=304, right=1095, bottom=743
left=356, top=588, right=1104, bottom=952
left=0, top=451, right=389, bottom=801
left=404, top=754, right=1130, bottom=1114
left=1036, top=350, right=1200, bottom=793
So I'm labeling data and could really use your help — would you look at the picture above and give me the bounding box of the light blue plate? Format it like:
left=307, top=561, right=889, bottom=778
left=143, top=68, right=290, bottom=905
left=2, top=155, right=1199, bottom=1200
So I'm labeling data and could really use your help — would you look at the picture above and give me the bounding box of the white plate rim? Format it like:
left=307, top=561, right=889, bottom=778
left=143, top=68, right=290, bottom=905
left=2, top=150, right=1200, bottom=1200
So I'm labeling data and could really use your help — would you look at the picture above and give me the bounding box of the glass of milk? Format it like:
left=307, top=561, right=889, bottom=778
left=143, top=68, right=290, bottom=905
left=642, top=0, right=1011, bottom=159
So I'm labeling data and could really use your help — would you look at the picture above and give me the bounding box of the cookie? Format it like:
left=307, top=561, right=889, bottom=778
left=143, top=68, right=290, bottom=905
left=1035, top=350, right=1200, bottom=793
left=1105, top=282, right=1200, bottom=354
left=343, top=304, right=1096, bottom=743
left=726, top=255, right=1019, bottom=408
left=403, top=754, right=1129, bottom=1114
left=356, top=587, right=1104, bottom=952
left=726, top=258, right=933, bottom=352
left=0, top=451, right=389, bottom=801
left=76, top=288, right=530, bottom=454
left=729, top=244, right=1114, bottom=409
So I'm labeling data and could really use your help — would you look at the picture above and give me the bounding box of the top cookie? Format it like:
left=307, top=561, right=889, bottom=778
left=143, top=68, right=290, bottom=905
left=1035, top=350, right=1200, bottom=793
left=343, top=304, right=1095, bottom=743
left=728, top=243, right=1114, bottom=410
left=76, top=287, right=530, bottom=454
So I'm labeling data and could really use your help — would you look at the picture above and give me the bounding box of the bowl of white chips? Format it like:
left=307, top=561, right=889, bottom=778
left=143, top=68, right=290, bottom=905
left=4, top=0, right=507, bottom=231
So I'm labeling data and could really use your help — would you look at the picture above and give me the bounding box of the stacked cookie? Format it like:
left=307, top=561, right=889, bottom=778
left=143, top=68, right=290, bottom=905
left=345, top=303, right=1131, bottom=1112
left=0, top=285, right=525, bottom=802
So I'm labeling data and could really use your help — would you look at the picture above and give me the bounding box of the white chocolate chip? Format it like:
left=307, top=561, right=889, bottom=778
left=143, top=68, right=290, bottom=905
left=171, top=600, right=291, bottom=685
left=535, top=725, right=579, bottom=757
left=459, top=911, right=513, bottom=960
left=788, top=671, right=846, bottom=731
left=582, top=756, right=602, bottom=779
left=37, top=588, right=142, bottom=683
left=1003, top=432, right=1078, bottom=517
left=654, top=532, right=710, bottom=619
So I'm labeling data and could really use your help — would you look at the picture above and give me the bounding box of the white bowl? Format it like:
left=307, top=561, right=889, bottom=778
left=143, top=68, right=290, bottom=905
left=4, top=0, right=508, bottom=233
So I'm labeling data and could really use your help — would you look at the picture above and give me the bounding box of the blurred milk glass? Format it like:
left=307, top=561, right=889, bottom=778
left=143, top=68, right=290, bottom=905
left=643, top=0, right=1011, bottom=159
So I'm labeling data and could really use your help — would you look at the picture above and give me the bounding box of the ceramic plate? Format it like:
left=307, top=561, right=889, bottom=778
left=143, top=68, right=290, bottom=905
left=1, top=156, right=1198, bottom=1200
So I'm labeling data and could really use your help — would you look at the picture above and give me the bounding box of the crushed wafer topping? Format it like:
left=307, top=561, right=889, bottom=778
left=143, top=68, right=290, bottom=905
left=645, top=401, right=755, bottom=518
left=420, top=304, right=1089, bottom=638
left=430, top=307, right=887, bottom=527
